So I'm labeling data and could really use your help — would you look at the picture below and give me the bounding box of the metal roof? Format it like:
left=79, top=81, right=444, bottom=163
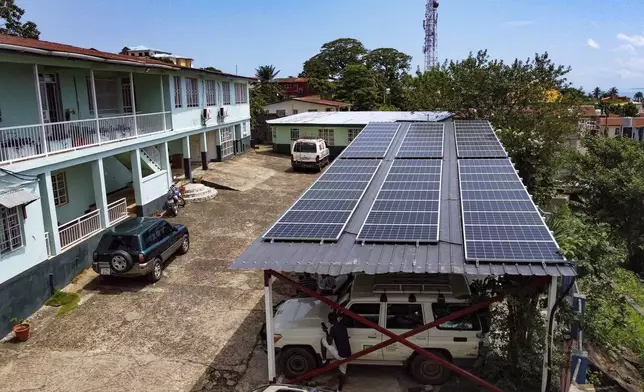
left=266, top=111, right=452, bottom=125
left=230, top=120, right=576, bottom=277
left=0, top=189, right=39, bottom=208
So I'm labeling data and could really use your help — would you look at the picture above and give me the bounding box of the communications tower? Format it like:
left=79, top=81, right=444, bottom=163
left=423, top=0, right=439, bottom=71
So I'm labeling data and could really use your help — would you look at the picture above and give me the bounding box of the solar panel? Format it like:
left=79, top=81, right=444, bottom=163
left=263, top=159, right=380, bottom=241
left=458, top=158, right=564, bottom=262
left=454, top=120, right=507, bottom=158
left=396, top=123, right=444, bottom=158
left=357, top=159, right=441, bottom=243
left=339, top=122, right=400, bottom=159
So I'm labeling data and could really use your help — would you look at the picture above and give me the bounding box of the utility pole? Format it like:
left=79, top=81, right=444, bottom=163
left=423, top=0, right=439, bottom=71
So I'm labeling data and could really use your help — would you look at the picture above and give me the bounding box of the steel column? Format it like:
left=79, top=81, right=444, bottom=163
left=541, top=276, right=558, bottom=392
left=264, top=270, right=277, bottom=382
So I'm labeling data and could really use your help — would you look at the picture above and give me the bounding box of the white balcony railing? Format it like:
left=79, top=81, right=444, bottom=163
left=44, top=231, right=51, bottom=258
left=58, top=209, right=102, bottom=251
left=0, top=111, right=172, bottom=165
left=107, top=198, right=129, bottom=225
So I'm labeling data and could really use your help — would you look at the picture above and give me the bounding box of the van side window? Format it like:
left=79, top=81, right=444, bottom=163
left=386, top=304, right=423, bottom=329
left=343, top=303, right=380, bottom=328
left=431, top=303, right=481, bottom=331
left=143, top=228, right=159, bottom=249
left=293, top=142, right=300, bottom=152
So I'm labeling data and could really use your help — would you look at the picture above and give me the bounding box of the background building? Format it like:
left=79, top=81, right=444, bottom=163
left=121, top=45, right=194, bottom=68
left=263, top=96, right=351, bottom=117
left=272, top=77, right=313, bottom=97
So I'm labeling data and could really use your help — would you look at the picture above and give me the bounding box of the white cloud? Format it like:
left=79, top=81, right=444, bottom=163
left=617, top=33, right=644, bottom=46
left=587, top=38, right=600, bottom=49
left=506, top=21, right=533, bottom=27
left=616, top=57, right=644, bottom=79
left=615, top=44, right=637, bottom=55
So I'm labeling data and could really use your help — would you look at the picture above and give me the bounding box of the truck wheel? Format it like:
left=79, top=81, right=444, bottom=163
left=178, top=234, right=189, bottom=254
left=147, top=258, right=163, bottom=283
left=110, top=250, right=133, bottom=273
left=279, top=347, right=317, bottom=379
left=409, top=351, right=451, bottom=385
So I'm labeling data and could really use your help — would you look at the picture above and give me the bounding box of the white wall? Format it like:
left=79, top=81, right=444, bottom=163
left=263, top=100, right=338, bottom=116
left=53, top=164, right=95, bottom=224
left=140, top=171, right=169, bottom=205
left=0, top=180, right=47, bottom=284
left=103, top=156, right=132, bottom=193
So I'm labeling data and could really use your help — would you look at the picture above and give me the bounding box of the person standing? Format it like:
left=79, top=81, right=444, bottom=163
left=320, top=312, right=351, bottom=392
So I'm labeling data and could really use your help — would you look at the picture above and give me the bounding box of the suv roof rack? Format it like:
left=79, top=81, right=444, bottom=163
left=352, top=273, right=471, bottom=299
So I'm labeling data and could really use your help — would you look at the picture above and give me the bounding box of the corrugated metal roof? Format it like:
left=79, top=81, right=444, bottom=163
left=266, top=111, right=452, bottom=125
left=0, top=189, right=39, bottom=208
left=230, top=121, right=576, bottom=277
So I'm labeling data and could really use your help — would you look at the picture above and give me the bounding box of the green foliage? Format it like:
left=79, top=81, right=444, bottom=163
left=0, top=0, right=39, bottom=39
left=406, top=50, right=579, bottom=204
left=567, top=135, right=644, bottom=274
left=45, top=290, right=80, bottom=316
left=9, top=317, right=25, bottom=325
left=376, top=104, right=399, bottom=111
left=303, top=38, right=367, bottom=80
left=307, top=78, right=335, bottom=99
left=335, top=64, right=379, bottom=111
left=606, top=86, right=619, bottom=98
left=592, top=87, right=603, bottom=100
left=623, top=102, right=639, bottom=117
left=634, top=92, right=644, bottom=103
left=201, top=66, right=222, bottom=73
left=255, top=65, right=280, bottom=82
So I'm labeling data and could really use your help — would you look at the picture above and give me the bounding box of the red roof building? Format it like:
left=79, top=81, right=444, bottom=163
left=273, top=77, right=314, bottom=97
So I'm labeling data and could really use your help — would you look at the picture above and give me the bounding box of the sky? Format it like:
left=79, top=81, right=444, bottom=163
left=19, top=0, right=644, bottom=93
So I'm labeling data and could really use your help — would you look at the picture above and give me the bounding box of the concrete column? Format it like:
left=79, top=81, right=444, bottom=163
left=182, top=136, right=191, bottom=179
left=39, top=172, right=61, bottom=255
left=160, top=141, right=173, bottom=188
left=91, top=158, right=110, bottom=228
left=130, top=149, right=144, bottom=216
left=200, top=132, right=208, bottom=170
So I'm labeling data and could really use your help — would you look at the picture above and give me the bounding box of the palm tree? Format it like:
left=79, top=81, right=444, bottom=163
left=255, top=65, right=280, bottom=82
left=607, top=86, right=619, bottom=98
left=592, top=87, right=602, bottom=100
left=634, top=91, right=644, bottom=102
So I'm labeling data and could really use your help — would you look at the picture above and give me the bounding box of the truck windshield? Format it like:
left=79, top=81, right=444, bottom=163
left=298, top=142, right=316, bottom=153
left=96, top=235, right=139, bottom=252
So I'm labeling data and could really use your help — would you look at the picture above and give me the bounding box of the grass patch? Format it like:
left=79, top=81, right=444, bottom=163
left=45, top=290, right=80, bottom=316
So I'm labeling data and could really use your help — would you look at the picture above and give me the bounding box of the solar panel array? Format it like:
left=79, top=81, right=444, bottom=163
left=263, top=159, right=380, bottom=241
left=340, top=122, right=400, bottom=159
left=454, top=120, right=507, bottom=158
left=458, top=159, right=564, bottom=262
left=396, top=123, right=444, bottom=158
left=357, top=159, right=442, bottom=243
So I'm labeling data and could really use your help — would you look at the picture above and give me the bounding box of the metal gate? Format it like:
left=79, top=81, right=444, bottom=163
left=221, top=127, right=234, bottom=158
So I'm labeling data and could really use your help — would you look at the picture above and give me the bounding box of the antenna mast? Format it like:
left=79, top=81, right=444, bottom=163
left=423, top=0, right=439, bottom=71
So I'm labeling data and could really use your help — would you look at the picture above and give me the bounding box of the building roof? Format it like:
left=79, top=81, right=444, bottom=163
left=274, top=77, right=309, bottom=83
left=150, top=53, right=193, bottom=60
left=580, top=105, right=600, bottom=117
left=599, top=117, right=644, bottom=127
left=0, top=34, right=255, bottom=81
left=290, top=96, right=351, bottom=107
left=267, top=111, right=452, bottom=125
left=124, top=45, right=167, bottom=53
left=231, top=121, right=576, bottom=277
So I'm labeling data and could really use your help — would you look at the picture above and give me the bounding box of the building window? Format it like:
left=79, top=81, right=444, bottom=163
left=222, top=81, right=231, bottom=105
left=0, top=206, right=22, bottom=254
left=348, top=128, right=361, bottom=142
left=292, top=109, right=298, bottom=115
left=52, top=171, right=68, bottom=207
left=308, top=109, right=318, bottom=112
left=205, top=80, right=217, bottom=106
left=87, top=78, right=120, bottom=115
left=326, top=108, right=333, bottom=112
left=173, top=76, right=183, bottom=108
left=121, top=78, right=133, bottom=114
left=276, top=109, right=286, bottom=117
left=318, top=128, right=334, bottom=146
left=290, top=128, right=300, bottom=140
left=234, top=83, right=248, bottom=104
left=432, top=303, right=481, bottom=331
left=186, top=78, right=199, bottom=107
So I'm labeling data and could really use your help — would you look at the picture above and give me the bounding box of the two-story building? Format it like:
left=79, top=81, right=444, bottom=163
left=272, top=77, right=313, bottom=97
left=0, top=35, right=253, bottom=333
left=263, top=96, right=351, bottom=117
left=598, top=116, right=644, bottom=140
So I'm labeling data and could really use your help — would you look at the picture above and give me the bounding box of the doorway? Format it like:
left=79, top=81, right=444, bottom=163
left=39, top=73, right=63, bottom=123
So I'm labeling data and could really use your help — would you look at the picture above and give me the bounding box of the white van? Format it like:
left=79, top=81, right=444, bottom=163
left=268, top=274, right=486, bottom=385
left=291, top=139, right=330, bottom=171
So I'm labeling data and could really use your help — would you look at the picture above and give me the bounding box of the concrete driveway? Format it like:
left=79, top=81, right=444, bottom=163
left=0, top=151, right=319, bottom=392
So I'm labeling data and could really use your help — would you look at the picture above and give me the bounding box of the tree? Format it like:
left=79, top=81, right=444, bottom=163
left=607, top=86, right=619, bottom=98
left=0, top=0, right=39, bottom=39
left=622, top=101, right=639, bottom=117
left=201, top=66, right=222, bottom=73
left=302, top=38, right=367, bottom=80
left=406, top=50, right=578, bottom=203
left=364, top=48, right=412, bottom=109
left=634, top=91, right=643, bottom=102
left=335, top=64, right=379, bottom=111
left=567, top=135, right=644, bottom=275
left=255, top=65, right=280, bottom=82
left=592, top=87, right=603, bottom=100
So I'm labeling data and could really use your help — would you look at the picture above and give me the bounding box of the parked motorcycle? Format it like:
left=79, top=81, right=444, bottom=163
left=165, top=184, right=186, bottom=216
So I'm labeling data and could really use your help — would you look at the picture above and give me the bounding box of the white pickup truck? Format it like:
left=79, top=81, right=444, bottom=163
left=269, top=274, right=487, bottom=385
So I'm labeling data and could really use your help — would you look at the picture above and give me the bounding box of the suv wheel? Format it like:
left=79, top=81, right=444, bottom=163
left=148, top=258, right=163, bottom=283
left=110, top=251, right=133, bottom=273
left=178, top=234, right=189, bottom=254
left=409, top=351, right=452, bottom=385
left=279, top=347, right=317, bottom=379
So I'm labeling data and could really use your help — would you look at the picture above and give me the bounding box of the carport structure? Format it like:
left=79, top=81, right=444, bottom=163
left=231, top=120, right=576, bottom=392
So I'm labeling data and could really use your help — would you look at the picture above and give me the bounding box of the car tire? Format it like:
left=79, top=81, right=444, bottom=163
left=110, top=250, right=133, bottom=273
left=279, top=347, right=317, bottom=379
left=147, top=258, right=163, bottom=283
left=409, top=350, right=452, bottom=385
left=178, top=234, right=189, bottom=255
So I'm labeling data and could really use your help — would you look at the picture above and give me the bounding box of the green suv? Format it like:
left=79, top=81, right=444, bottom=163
left=92, top=217, right=189, bottom=282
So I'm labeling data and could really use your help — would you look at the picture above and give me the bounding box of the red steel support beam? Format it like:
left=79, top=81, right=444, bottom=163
left=269, top=270, right=551, bottom=392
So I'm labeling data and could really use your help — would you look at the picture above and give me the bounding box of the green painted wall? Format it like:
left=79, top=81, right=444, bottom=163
left=134, top=73, right=163, bottom=114
left=53, top=163, right=95, bottom=224
left=0, top=63, right=39, bottom=127
left=272, top=125, right=357, bottom=147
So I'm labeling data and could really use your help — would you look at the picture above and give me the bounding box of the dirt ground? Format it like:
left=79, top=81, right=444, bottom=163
left=0, top=151, right=477, bottom=392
